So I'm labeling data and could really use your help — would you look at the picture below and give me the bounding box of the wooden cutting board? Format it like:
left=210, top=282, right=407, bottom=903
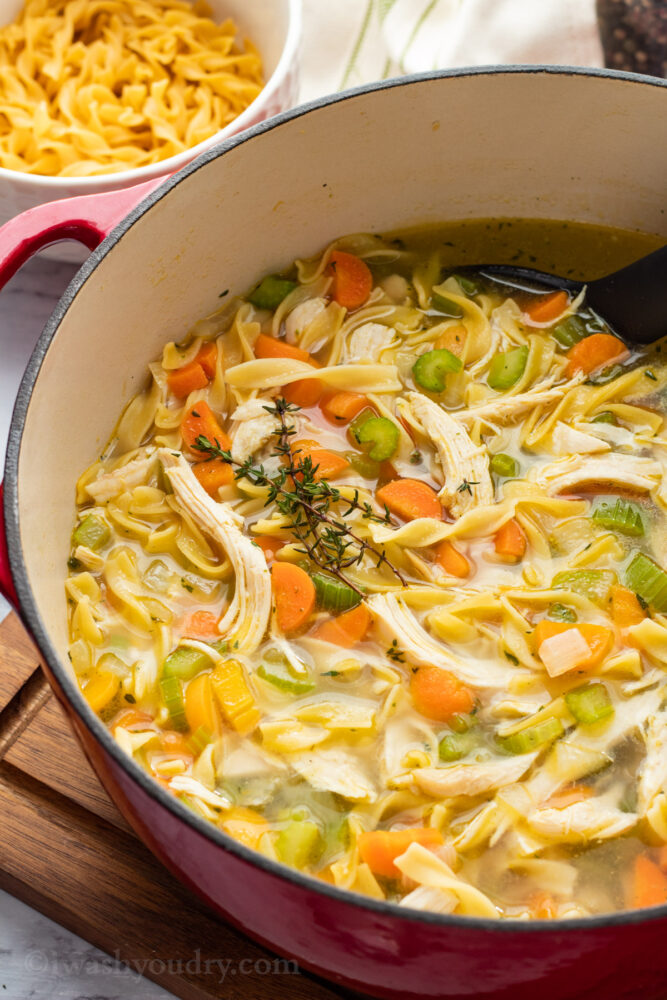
left=0, top=611, right=353, bottom=1000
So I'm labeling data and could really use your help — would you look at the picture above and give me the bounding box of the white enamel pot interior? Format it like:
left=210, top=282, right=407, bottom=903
left=4, top=66, right=667, bottom=998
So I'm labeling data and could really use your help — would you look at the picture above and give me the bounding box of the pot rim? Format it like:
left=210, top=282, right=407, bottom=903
left=6, top=64, right=667, bottom=935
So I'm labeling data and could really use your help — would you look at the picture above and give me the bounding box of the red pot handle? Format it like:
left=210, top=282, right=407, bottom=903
left=0, top=174, right=165, bottom=609
left=0, top=175, right=164, bottom=289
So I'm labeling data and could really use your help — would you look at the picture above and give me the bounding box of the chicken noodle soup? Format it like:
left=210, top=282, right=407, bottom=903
left=67, top=222, right=667, bottom=919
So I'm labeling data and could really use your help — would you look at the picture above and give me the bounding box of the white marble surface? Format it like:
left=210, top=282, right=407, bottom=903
left=0, top=251, right=174, bottom=999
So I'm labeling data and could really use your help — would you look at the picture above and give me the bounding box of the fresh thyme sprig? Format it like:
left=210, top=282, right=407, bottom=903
left=193, top=397, right=406, bottom=593
left=457, top=479, right=480, bottom=495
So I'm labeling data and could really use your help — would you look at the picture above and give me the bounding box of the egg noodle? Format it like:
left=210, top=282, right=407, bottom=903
left=0, top=0, right=263, bottom=176
left=67, top=227, right=667, bottom=919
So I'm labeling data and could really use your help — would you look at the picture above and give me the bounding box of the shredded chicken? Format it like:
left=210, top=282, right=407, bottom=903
left=528, top=798, right=638, bottom=842
left=290, top=748, right=377, bottom=802
left=284, top=297, right=326, bottom=343
left=345, top=322, right=398, bottom=363
left=404, top=391, right=493, bottom=517
left=414, top=755, right=538, bottom=798
left=551, top=422, right=611, bottom=456
left=159, top=450, right=271, bottom=652
left=367, top=593, right=514, bottom=689
left=455, top=379, right=573, bottom=427
left=86, top=451, right=156, bottom=502
left=532, top=454, right=662, bottom=495
left=398, top=884, right=458, bottom=914
left=638, top=711, right=667, bottom=815
left=229, top=397, right=280, bottom=463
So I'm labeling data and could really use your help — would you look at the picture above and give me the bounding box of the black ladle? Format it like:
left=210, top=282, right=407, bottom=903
left=476, top=243, right=667, bottom=345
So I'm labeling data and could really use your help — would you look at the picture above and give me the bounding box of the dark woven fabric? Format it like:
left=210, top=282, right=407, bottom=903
left=597, top=0, right=667, bottom=77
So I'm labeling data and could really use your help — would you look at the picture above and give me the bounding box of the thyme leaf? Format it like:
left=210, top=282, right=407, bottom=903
left=193, top=398, right=406, bottom=592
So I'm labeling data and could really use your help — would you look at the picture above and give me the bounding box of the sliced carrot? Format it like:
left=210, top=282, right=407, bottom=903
left=179, top=610, right=220, bottom=640
left=159, top=730, right=194, bottom=759
left=167, top=360, right=209, bottom=398
left=358, top=827, right=444, bottom=879
left=210, top=658, right=260, bottom=735
left=658, top=846, right=667, bottom=873
left=282, top=378, right=323, bottom=408
left=435, top=325, right=467, bottom=356
left=185, top=672, right=220, bottom=736
left=610, top=585, right=646, bottom=630
left=376, top=479, right=442, bottom=521
left=167, top=343, right=218, bottom=397
left=312, top=604, right=371, bottom=648
left=292, top=441, right=350, bottom=482
left=255, top=536, right=285, bottom=564
left=534, top=620, right=613, bottom=670
left=111, top=708, right=154, bottom=731
left=196, top=341, right=218, bottom=378
left=84, top=672, right=120, bottom=713
left=181, top=401, right=231, bottom=455
left=220, top=807, right=270, bottom=850
left=254, top=333, right=311, bottom=363
left=524, top=290, right=569, bottom=324
left=542, top=784, right=594, bottom=810
left=410, top=667, right=475, bottom=722
left=494, top=518, right=527, bottom=561
left=192, top=458, right=234, bottom=496
left=271, top=562, right=316, bottom=633
left=528, top=891, right=558, bottom=919
left=321, top=391, right=368, bottom=425
left=434, top=539, right=470, bottom=578
left=565, top=333, right=629, bottom=377
left=328, top=250, right=373, bottom=310
left=630, top=854, right=667, bottom=909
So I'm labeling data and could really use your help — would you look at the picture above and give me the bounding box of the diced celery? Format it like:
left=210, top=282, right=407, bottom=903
left=587, top=364, right=624, bottom=386
left=625, top=553, right=667, bottom=612
left=160, top=676, right=187, bottom=731
left=355, top=416, right=400, bottom=461
left=248, top=275, right=297, bottom=310
left=345, top=451, right=380, bottom=480
left=547, top=603, right=577, bottom=623
left=552, top=569, right=616, bottom=605
left=430, top=290, right=464, bottom=318
left=500, top=717, right=564, bottom=755
left=564, top=684, right=614, bottom=725
left=412, top=348, right=463, bottom=393
left=449, top=713, right=476, bottom=734
left=188, top=726, right=212, bottom=755
left=591, top=411, right=617, bottom=425
left=593, top=499, right=644, bottom=537
left=276, top=819, right=322, bottom=868
left=349, top=407, right=376, bottom=442
left=72, top=514, right=110, bottom=552
left=257, top=655, right=316, bottom=695
left=490, top=453, right=519, bottom=478
left=163, top=647, right=211, bottom=681
left=163, top=639, right=227, bottom=681
left=312, top=572, right=361, bottom=613
left=438, top=731, right=476, bottom=761
left=487, top=346, right=528, bottom=391
left=452, top=273, right=481, bottom=296
left=552, top=315, right=587, bottom=348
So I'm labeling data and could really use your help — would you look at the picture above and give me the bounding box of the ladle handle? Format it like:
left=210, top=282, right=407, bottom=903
left=587, top=244, right=667, bottom=345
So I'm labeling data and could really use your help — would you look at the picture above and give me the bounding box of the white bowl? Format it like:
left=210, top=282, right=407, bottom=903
left=0, top=0, right=301, bottom=255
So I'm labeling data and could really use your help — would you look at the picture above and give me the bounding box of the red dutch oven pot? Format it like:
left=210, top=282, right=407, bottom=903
left=0, top=68, right=666, bottom=1000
